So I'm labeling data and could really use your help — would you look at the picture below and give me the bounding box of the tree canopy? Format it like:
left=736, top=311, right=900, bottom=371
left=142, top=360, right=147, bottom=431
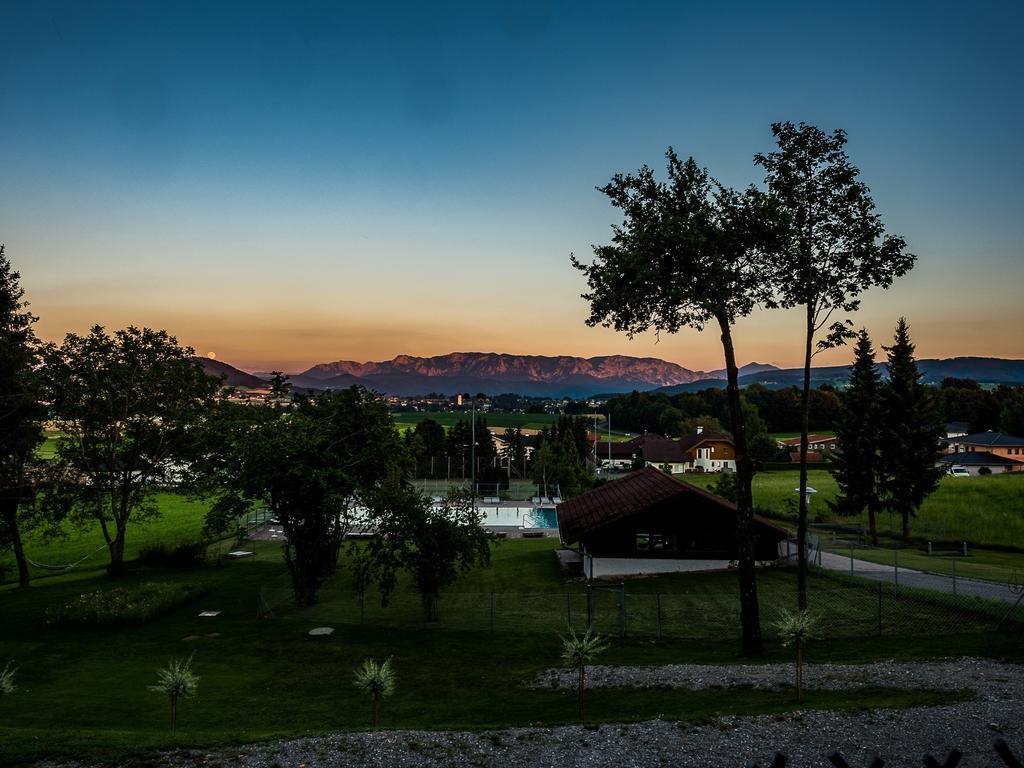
left=0, top=245, right=47, bottom=587
left=572, top=149, right=787, bottom=655
left=42, top=325, right=220, bottom=575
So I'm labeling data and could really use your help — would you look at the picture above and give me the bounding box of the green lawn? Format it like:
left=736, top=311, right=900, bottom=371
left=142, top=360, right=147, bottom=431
left=2, top=493, right=1022, bottom=764
left=392, top=412, right=560, bottom=431
left=681, top=470, right=1024, bottom=548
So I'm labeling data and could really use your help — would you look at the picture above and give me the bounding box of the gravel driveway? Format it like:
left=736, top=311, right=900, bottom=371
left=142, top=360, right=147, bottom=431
left=40, top=659, right=1024, bottom=768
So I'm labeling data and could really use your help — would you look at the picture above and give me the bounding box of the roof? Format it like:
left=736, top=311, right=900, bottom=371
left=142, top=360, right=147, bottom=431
left=788, top=451, right=826, bottom=463
left=937, top=451, right=1018, bottom=467
left=778, top=434, right=836, bottom=447
left=950, top=431, right=1024, bottom=447
left=555, top=466, right=786, bottom=544
left=595, top=441, right=637, bottom=460
left=638, top=436, right=690, bottom=464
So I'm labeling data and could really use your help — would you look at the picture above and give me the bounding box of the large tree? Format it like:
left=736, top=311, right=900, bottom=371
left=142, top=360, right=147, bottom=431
left=356, top=485, right=492, bottom=622
left=0, top=245, right=46, bottom=587
left=572, top=150, right=785, bottom=654
left=877, top=318, right=945, bottom=543
left=830, top=329, right=883, bottom=544
left=755, top=122, right=915, bottom=608
left=42, top=325, right=220, bottom=576
left=204, top=387, right=407, bottom=606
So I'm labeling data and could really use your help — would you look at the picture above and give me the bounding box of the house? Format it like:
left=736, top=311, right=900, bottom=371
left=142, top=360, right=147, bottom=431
left=945, top=422, right=970, bottom=440
left=936, top=451, right=1018, bottom=476
left=947, top=431, right=1024, bottom=470
left=556, top=466, right=787, bottom=578
left=776, top=434, right=839, bottom=454
left=593, top=438, right=640, bottom=471
left=640, top=428, right=737, bottom=474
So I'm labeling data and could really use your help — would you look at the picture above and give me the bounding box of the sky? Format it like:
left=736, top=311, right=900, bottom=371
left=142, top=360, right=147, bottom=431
left=2, top=0, right=1022, bottom=373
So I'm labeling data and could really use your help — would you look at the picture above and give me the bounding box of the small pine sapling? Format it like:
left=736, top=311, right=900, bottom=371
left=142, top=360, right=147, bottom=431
left=560, top=626, right=608, bottom=724
left=353, top=657, right=396, bottom=728
left=0, top=660, right=17, bottom=695
left=149, top=656, right=199, bottom=730
left=774, top=609, right=820, bottom=700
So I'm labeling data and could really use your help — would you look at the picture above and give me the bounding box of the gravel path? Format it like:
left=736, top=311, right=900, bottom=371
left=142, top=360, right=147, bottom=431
left=40, top=659, right=1024, bottom=768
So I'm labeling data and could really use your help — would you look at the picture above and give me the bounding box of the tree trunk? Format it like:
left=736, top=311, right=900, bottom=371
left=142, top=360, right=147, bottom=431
left=372, top=695, right=380, bottom=728
left=107, top=530, right=127, bottom=577
left=718, top=315, right=763, bottom=655
left=902, top=508, right=910, bottom=546
left=796, top=642, right=803, bottom=701
left=2, top=502, right=31, bottom=588
left=578, top=665, right=585, bottom=723
left=170, top=696, right=177, bottom=731
left=797, top=308, right=813, bottom=610
left=868, top=503, right=878, bottom=547
left=423, top=592, right=439, bottom=623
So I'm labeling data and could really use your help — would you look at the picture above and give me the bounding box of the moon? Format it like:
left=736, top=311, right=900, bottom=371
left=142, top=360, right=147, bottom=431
left=207, top=352, right=217, bottom=360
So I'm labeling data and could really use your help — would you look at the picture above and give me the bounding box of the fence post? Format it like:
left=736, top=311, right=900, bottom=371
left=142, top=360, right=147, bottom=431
left=490, top=591, right=494, bottom=632
left=952, top=560, right=957, bottom=595
left=963, top=540, right=968, bottom=557
left=928, top=541, right=932, bottom=556
left=877, top=582, right=883, bottom=636
left=656, top=593, right=663, bottom=640
left=618, top=583, right=626, bottom=639
left=850, top=545, right=855, bottom=576
left=894, top=550, right=899, bottom=586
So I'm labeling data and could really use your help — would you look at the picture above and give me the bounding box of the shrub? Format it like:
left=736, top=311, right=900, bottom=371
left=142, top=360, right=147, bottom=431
left=149, top=656, right=199, bottom=731
left=47, top=582, right=210, bottom=626
left=0, top=661, right=16, bottom=695
left=138, top=539, right=210, bottom=569
left=353, top=657, right=396, bottom=728
left=773, top=608, right=820, bottom=701
left=560, top=626, right=608, bottom=724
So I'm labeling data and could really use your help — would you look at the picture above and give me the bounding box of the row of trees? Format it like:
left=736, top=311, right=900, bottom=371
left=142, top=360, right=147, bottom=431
left=831, top=322, right=945, bottom=544
left=0, top=246, right=493, bottom=609
left=605, top=384, right=843, bottom=439
left=573, top=122, right=914, bottom=652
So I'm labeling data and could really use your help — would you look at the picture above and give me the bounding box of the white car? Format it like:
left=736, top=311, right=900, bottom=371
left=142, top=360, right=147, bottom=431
left=947, top=466, right=970, bottom=477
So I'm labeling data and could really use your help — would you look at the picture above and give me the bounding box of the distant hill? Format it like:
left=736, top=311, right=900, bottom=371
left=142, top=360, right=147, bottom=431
left=290, top=352, right=710, bottom=397
left=655, top=356, right=1024, bottom=394
left=194, top=357, right=267, bottom=390
left=201, top=353, right=1024, bottom=398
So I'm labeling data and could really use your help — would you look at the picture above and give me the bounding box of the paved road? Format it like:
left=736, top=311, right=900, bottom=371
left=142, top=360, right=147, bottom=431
left=795, top=550, right=1024, bottom=604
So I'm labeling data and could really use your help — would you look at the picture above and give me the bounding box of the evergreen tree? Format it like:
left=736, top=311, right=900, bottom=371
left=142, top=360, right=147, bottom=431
left=0, top=246, right=47, bottom=587
left=877, top=318, right=945, bottom=543
left=503, top=426, right=528, bottom=478
left=830, top=329, right=883, bottom=544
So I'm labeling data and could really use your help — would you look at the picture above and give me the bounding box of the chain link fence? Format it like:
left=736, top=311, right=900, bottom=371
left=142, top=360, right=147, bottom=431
left=257, top=575, right=1023, bottom=640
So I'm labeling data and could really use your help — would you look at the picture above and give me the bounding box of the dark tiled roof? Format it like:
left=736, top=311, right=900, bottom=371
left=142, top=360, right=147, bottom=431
left=938, top=451, right=1018, bottom=466
left=676, top=430, right=733, bottom=451
left=951, top=431, right=1024, bottom=447
left=556, top=466, right=785, bottom=543
left=638, top=436, right=689, bottom=463
left=595, top=441, right=636, bottom=460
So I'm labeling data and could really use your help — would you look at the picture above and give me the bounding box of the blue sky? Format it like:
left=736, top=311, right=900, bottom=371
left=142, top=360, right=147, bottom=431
left=2, top=0, right=1022, bottom=371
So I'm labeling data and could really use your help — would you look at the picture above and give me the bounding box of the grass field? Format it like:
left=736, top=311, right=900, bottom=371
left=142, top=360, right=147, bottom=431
left=681, top=470, right=1024, bottom=548
left=2, top=493, right=1018, bottom=763
left=0, top=528, right=1007, bottom=765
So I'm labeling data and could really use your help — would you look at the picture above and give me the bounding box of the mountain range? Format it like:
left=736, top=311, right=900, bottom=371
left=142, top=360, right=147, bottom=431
left=197, top=352, right=1024, bottom=398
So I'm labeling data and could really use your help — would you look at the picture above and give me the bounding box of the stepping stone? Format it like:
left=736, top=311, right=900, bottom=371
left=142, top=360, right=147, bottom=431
left=225, top=550, right=255, bottom=559
left=198, top=611, right=222, bottom=618
left=308, top=626, right=335, bottom=637
left=206, top=632, right=221, bottom=638
left=182, top=635, right=202, bottom=642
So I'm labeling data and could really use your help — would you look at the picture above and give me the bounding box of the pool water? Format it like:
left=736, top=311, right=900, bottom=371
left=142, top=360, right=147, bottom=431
left=479, top=506, right=558, bottom=529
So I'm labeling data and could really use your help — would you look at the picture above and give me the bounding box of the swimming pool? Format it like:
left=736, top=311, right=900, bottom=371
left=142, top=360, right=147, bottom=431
left=478, top=506, right=558, bottom=529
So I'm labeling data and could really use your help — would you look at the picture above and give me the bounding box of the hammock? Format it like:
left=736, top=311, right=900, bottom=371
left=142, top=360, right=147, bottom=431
left=26, top=542, right=109, bottom=571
